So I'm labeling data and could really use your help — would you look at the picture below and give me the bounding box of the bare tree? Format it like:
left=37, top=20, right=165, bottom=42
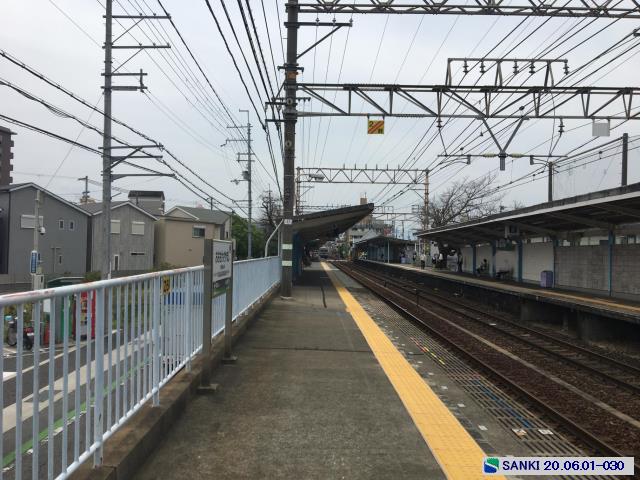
left=429, top=173, right=504, bottom=228
left=259, top=189, right=282, bottom=232
left=428, top=174, right=504, bottom=259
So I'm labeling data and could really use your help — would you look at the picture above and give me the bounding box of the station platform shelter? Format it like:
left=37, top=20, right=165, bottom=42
left=418, top=183, right=640, bottom=302
left=291, top=203, right=374, bottom=278
left=354, top=234, right=416, bottom=263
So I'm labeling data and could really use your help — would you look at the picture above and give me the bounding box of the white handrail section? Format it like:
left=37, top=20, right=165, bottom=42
left=0, top=256, right=281, bottom=480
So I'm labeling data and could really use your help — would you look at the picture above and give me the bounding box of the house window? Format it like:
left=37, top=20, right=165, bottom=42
left=69, top=220, right=75, bottom=231
left=57, top=254, right=63, bottom=265
left=131, top=221, right=145, bottom=235
left=20, top=215, right=44, bottom=229
left=58, top=219, right=65, bottom=230
left=110, top=219, right=121, bottom=234
left=192, top=225, right=206, bottom=238
left=130, top=252, right=146, bottom=256
left=113, top=254, right=120, bottom=271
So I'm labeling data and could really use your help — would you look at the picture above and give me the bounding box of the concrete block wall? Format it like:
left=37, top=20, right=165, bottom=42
left=612, top=244, right=640, bottom=295
left=522, top=242, right=553, bottom=283
left=555, top=245, right=607, bottom=291
left=495, top=249, right=516, bottom=275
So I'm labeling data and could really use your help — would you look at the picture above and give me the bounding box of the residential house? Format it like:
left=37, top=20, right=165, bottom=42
left=155, top=206, right=231, bottom=267
left=80, top=201, right=157, bottom=275
left=0, top=183, right=90, bottom=292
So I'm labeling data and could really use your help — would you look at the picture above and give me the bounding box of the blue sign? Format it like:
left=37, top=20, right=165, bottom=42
left=30, top=250, right=39, bottom=274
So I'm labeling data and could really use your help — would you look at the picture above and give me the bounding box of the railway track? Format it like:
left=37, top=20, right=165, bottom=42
left=334, top=261, right=640, bottom=469
left=354, top=263, right=640, bottom=399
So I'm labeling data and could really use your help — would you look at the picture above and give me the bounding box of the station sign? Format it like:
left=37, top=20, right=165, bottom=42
left=212, top=240, right=233, bottom=283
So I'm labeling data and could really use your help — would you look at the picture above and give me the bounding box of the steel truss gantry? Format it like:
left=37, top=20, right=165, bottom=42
left=298, top=0, right=640, bottom=18
left=297, top=166, right=427, bottom=184
left=295, top=83, right=640, bottom=120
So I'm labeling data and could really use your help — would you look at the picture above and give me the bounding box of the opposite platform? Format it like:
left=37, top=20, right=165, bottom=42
left=378, top=261, right=640, bottom=324
left=133, top=264, right=453, bottom=479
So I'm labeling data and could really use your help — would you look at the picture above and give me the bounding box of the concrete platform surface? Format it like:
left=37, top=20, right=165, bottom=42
left=133, top=264, right=444, bottom=480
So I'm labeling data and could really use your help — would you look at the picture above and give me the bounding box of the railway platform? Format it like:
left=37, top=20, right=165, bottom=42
left=131, top=264, right=528, bottom=479
left=363, top=260, right=640, bottom=345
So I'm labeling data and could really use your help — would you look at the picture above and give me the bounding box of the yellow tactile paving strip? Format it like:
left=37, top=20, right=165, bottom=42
left=322, top=263, right=503, bottom=480
left=395, top=264, right=640, bottom=315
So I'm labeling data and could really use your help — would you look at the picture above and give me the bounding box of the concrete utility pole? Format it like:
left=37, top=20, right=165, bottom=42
left=295, top=167, right=301, bottom=216
left=622, top=132, right=629, bottom=187
left=31, top=190, right=42, bottom=290
left=101, top=0, right=113, bottom=280
left=548, top=161, right=554, bottom=202
left=424, top=169, right=429, bottom=231
left=281, top=0, right=300, bottom=297
left=244, top=110, right=253, bottom=259
left=225, top=110, right=254, bottom=258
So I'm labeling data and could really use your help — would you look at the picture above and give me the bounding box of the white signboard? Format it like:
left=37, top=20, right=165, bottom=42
left=212, top=240, right=233, bottom=282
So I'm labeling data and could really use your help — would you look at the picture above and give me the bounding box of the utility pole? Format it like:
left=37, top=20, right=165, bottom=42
left=622, top=132, right=629, bottom=187
left=281, top=0, right=299, bottom=297
left=224, top=110, right=253, bottom=258
left=548, top=161, right=554, bottom=202
left=245, top=111, right=253, bottom=259
left=423, top=169, right=429, bottom=231
left=295, top=167, right=301, bottom=216
left=31, top=190, right=42, bottom=290
left=101, top=0, right=113, bottom=280
left=100, top=3, right=169, bottom=279
left=78, top=176, right=90, bottom=204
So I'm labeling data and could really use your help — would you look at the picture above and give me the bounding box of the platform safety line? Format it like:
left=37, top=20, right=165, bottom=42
left=322, top=263, right=503, bottom=480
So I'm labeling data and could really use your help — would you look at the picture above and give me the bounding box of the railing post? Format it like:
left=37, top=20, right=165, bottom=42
left=185, top=272, right=193, bottom=372
left=223, top=246, right=236, bottom=362
left=93, top=287, right=105, bottom=467
left=152, top=277, right=161, bottom=406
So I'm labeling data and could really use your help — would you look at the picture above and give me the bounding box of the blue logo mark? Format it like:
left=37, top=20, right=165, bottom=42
left=484, top=457, right=499, bottom=474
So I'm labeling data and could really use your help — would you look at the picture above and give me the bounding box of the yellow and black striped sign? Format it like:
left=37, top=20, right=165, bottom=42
left=367, top=119, right=385, bottom=135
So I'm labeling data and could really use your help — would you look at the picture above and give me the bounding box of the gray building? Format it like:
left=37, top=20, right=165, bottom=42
left=80, top=201, right=157, bottom=275
left=0, top=183, right=90, bottom=292
left=128, top=190, right=165, bottom=216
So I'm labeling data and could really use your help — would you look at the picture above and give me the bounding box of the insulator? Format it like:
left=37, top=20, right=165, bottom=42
left=563, top=61, right=569, bottom=75
left=463, top=60, right=469, bottom=74
left=480, top=61, right=485, bottom=74
left=529, top=62, right=535, bottom=74
left=513, top=61, right=519, bottom=74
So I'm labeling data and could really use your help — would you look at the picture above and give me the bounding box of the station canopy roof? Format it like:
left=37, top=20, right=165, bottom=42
left=293, top=203, right=374, bottom=243
left=418, top=183, right=640, bottom=245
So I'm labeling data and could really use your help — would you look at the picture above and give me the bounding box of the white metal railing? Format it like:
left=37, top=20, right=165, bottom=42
left=0, top=256, right=280, bottom=480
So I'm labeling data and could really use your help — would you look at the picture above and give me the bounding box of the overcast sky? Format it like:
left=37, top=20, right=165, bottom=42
left=2, top=1, right=639, bottom=235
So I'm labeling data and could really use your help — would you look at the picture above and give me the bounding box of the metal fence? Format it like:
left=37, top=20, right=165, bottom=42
left=0, top=256, right=280, bottom=480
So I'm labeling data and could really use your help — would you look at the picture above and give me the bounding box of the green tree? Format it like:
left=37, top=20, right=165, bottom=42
left=232, top=214, right=266, bottom=260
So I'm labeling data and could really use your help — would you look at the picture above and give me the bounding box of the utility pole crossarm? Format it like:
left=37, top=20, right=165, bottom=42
left=297, top=1, right=640, bottom=18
